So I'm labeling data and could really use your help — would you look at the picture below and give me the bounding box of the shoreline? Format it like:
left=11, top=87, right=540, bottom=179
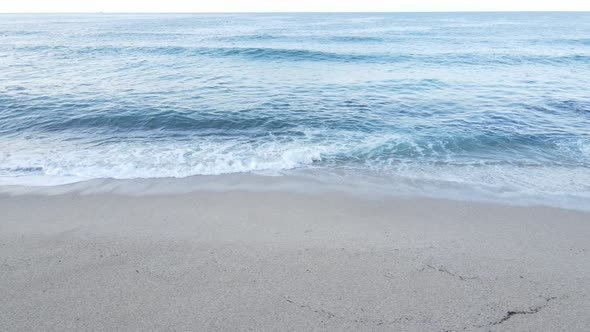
left=1, top=172, right=589, bottom=212
left=1, top=183, right=589, bottom=331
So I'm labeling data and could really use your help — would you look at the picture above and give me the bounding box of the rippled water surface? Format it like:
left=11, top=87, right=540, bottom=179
left=1, top=13, right=589, bottom=207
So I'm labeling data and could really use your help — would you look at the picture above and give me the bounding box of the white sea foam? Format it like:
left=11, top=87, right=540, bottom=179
left=0, top=136, right=326, bottom=185
left=1, top=134, right=589, bottom=207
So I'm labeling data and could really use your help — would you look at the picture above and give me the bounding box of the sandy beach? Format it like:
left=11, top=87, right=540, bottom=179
left=1, top=178, right=589, bottom=331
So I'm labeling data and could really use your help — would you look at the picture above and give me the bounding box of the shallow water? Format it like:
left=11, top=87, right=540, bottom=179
left=1, top=13, right=589, bottom=207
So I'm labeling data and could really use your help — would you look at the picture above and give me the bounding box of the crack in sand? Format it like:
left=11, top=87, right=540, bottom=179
left=421, top=264, right=478, bottom=281
left=284, top=296, right=411, bottom=326
left=482, top=296, right=558, bottom=328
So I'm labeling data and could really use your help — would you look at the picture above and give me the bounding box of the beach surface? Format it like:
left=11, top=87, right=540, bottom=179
left=1, top=178, right=589, bottom=331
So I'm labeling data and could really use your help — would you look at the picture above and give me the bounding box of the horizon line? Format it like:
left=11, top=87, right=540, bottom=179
left=1, top=10, right=590, bottom=14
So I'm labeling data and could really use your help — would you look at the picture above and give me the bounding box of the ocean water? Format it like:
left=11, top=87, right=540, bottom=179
left=1, top=13, right=589, bottom=207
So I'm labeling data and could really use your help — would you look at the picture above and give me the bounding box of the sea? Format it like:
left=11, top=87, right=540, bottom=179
left=1, top=13, right=589, bottom=208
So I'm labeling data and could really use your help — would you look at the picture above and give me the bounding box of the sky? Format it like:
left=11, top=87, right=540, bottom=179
left=1, top=0, right=589, bottom=13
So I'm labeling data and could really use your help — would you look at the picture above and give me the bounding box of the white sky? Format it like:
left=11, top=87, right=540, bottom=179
left=1, top=0, right=589, bottom=13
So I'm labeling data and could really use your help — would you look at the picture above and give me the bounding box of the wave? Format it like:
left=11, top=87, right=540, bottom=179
left=0, top=102, right=302, bottom=134
left=531, top=38, right=590, bottom=46
left=1, top=133, right=588, bottom=211
left=1, top=128, right=588, bottom=179
left=217, top=34, right=388, bottom=43
left=8, top=45, right=590, bottom=66
left=9, top=45, right=375, bottom=62
left=0, top=31, right=43, bottom=37
left=2, top=92, right=589, bottom=168
left=0, top=136, right=325, bottom=180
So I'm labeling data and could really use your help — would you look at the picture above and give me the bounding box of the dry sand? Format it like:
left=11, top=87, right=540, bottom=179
left=1, top=180, right=589, bottom=331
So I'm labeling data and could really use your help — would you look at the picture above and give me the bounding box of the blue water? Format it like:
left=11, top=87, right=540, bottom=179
left=1, top=13, right=589, bottom=207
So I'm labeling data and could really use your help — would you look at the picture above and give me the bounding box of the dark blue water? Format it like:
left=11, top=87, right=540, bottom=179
left=1, top=13, right=589, bottom=206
